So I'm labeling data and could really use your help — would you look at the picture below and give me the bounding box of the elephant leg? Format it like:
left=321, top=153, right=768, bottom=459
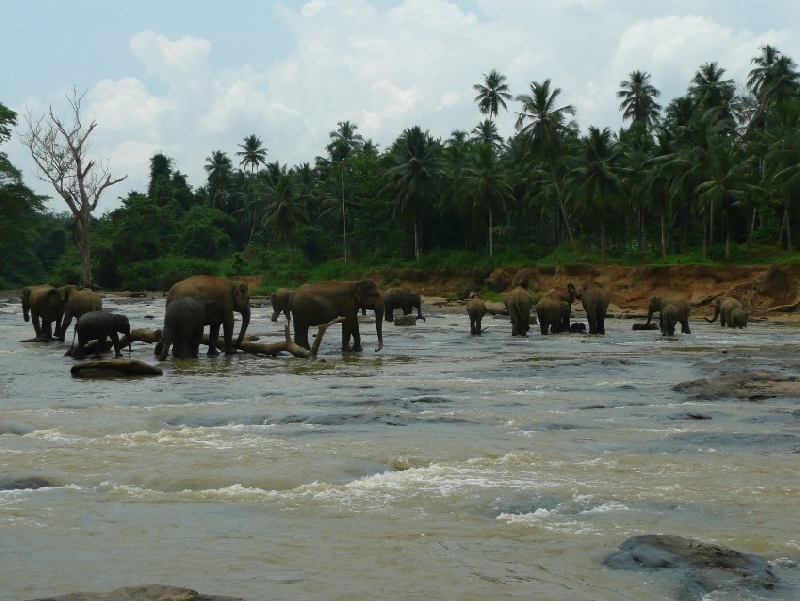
left=41, top=320, right=54, bottom=341
left=348, top=321, right=362, bottom=352
left=158, top=330, right=172, bottom=361
left=681, top=320, right=691, bottom=334
left=293, top=323, right=311, bottom=350
left=539, top=320, right=548, bottom=335
left=110, top=333, right=123, bottom=358
left=207, top=322, right=221, bottom=356
left=222, top=317, right=235, bottom=354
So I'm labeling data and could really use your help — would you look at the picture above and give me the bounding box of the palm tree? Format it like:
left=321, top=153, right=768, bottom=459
left=688, top=62, right=735, bottom=126
left=618, top=70, right=662, bottom=131
left=204, top=150, right=233, bottom=209
left=262, top=166, right=309, bottom=261
left=385, top=126, right=444, bottom=260
left=515, top=78, right=579, bottom=249
left=567, top=127, right=623, bottom=260
left=473, top=70, right=512, bottom=121
left=235, top=134, right=268, bottom=173
left=457, top=143, right=513, bottom=256
left=470, top=119, right=504, bottom=152
left=327, top=120, right=364, bottom=161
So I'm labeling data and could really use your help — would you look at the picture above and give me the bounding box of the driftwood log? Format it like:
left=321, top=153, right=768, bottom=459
left=124, top=318, right=346, bottom=359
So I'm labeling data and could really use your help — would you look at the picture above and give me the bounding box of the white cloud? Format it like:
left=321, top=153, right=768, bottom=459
left=7, top=0, right=800, bottom=215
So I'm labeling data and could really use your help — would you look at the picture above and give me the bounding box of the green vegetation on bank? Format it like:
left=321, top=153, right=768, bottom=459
left=3, top=45, right=800, bottom=292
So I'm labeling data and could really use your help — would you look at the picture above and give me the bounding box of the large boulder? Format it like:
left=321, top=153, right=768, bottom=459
left=604, top=534, right=782, bottom=600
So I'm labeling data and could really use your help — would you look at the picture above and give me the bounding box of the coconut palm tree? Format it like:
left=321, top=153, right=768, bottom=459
left=457, top=143, right=513, bottom=256
left=262, top=166, right=309, bottom=261
left=385, top=126, right=444, bottom=260
left=567, top=127, right=624, bottom=261
left=515, top=78, right=579, bottom=249
left=204, top=150, right=233, bottom=209
left=327, top=120, right=364, bottom=161
left=473, top=69, right=512, bottom=121
left=470, top=119, right=505, bottom=152
left=688, top=62, right=735, bottom=127
left=235, top=134, right=268, bottom=173
left=618, top=70, right=662, bottom=131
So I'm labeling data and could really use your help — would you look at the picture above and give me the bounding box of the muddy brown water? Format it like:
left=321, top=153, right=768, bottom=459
left=1, top=296, right=799, bottom=600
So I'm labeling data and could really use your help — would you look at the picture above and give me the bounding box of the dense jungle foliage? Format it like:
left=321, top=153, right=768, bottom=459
left=3, top=45, right=800, bottom=293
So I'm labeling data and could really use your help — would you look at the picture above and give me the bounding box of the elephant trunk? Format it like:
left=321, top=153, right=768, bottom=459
left=236, top=305, right=251, bottom=349
left=125, top=326, right=132, bottom=355
left=645, top=308, right=654, bottom=325
left=374, top=298, right=384, bottom=352
left=416, top=303, right=425, bottom=321
left=704, top=303, right=720, bottom=323
left=23, top=305, right=30, bottom=322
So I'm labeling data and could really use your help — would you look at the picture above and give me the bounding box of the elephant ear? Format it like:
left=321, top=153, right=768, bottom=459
left=233, top=283, right=250, bottom=303
left=352, top=280, right=372, bottom=303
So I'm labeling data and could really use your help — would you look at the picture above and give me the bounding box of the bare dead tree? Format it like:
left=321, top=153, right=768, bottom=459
left=21, top=88, right=127, bottom=288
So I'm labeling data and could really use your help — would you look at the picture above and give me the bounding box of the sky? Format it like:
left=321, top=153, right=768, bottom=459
left=4, top=0, right=800, bottom=215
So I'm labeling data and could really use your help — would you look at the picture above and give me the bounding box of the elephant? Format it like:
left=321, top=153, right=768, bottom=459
left=21, top=284, right=65, bottom=341
left=158, top=296, right=226, bottom=360
left=646, top=295, right=691, bottom=334
left=289, top=279, right=385, bottom=352
left=730, top=307, right=748, bottom=329
left=577, top=281, right=610, bottom=334
left=466, top=296, right=487, bottom=335
left=536, top=297, right=568, bottom=335
left=71, top=310, right=131, bottom=358
left=270, top=288, right=293, bottom=322
left=383, top=288, right=425, bottom=322
left=505, top=286, right=533, bottom=337
left=58, top=285, right=102, bottom=342
left=162, top=275, right=250, bottom=356
left=659, top=303, right=680, bottom=336
left=704, top=296, right=744, bottom=328
left=570, top=322, right=587, bottom=333
left=545, top=282, right=577, bottom=305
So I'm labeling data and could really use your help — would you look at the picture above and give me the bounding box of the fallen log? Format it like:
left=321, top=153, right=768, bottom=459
left=134, top=318, right=346, bottom=359
left=70, top=359, right=163, bottom=378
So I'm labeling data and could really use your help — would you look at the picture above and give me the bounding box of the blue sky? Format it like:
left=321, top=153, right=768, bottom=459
left=5, top=0, right=800, bottom=214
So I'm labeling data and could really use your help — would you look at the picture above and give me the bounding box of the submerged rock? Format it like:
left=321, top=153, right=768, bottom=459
left=604, top=534, right=782, bottom=600
left=28, top=583, right=245, bottom=600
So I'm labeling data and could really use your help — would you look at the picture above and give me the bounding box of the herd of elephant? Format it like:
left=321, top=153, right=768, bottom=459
left=19, top=276, right=749, bottom=361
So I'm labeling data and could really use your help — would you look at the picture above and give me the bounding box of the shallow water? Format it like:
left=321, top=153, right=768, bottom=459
left=1, top=296, right=799, bottom=600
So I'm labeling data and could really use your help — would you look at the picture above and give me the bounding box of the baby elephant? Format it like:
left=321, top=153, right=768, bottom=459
left=159, top=296, right=219, bottom=360
left=72, top=311, right=131, bottom=358
left=569, top=322, right=586, bottom=333
left=730, top=307, right=748, bottom=329
left=467, top=296, right=487, bottom=335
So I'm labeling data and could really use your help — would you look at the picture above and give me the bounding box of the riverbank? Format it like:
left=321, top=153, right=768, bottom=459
left=6, top=262, right=800, bottom=322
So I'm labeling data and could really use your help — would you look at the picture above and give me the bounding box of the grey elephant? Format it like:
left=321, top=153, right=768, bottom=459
left=466, top=296, right=487, bottom=335
left=544, top=282, right=577, bottom=305
left=58, top=285, right=103, bottom=342
left=289, top=279, right=385, bottom=352
left=383, top=288, right=425, bottom=322
left=158, top=296, right=225, bottom=360
left=577, top=281, right=610, bottom=334
left=21, top=284, right=65, bottom=341
left=730, top=307, right=748, bottom=329
left=659, top=303, right=680, bottom=336
left=536, top=297, right=568, bottom=334
left=646, top=295, right=691, bottom=334
left=505, top=286, right=532, bottom=337
left=704, top=296, right=744, bottom=328
left=270, top=287, right=293, bottom=322
left=162, top=275, right=250, bottom=356
left=570, top=322, right=587, bottom=333
left=71, top=311, right=131, bottom=358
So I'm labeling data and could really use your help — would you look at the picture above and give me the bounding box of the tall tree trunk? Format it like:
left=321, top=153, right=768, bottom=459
left=414, top=219, right=420, bottom=260
left=77, top=208, right=93, bottom=288
left=660, top=206, right=667, bottom=259
left=488, top=208, right=493, bottom=257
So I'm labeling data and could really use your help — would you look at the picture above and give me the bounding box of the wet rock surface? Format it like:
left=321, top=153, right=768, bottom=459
left=605, top=534, right=784, bottom=600
left=28, top=584, right=245, bottom=601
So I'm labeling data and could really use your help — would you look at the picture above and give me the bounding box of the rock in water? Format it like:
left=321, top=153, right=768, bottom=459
left=70, top=359, right=163, bottom=378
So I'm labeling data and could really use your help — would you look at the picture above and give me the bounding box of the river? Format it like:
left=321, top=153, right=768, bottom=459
left=1, top=295, right=799, bottom=600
